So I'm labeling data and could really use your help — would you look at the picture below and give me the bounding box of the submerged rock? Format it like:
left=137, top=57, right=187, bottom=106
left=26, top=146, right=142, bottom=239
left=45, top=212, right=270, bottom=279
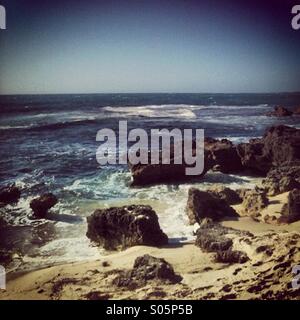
left=30, top=193, right=58, bottom=218
left=0, top=184, right=21, bottom=205
left=186, top=188, right=238, bottom=224
left=86, top=205, right=168, bottom=250
left=195, top=221, right=250, bottom=264
left=266, top=106, right=293, bottom=117
left=113, top=254, right=182, bottom=288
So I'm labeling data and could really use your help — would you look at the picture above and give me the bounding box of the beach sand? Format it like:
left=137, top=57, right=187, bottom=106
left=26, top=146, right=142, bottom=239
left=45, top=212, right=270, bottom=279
left=1, top=196, right=299, bottom=300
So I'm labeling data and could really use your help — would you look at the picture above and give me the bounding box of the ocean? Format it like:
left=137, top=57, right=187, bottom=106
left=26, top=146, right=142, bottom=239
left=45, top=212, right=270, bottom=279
left=0, top=93, right=299, bottom=271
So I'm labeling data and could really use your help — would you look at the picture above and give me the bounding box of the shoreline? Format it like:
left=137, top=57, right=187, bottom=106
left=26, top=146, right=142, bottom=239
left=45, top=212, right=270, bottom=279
left=2, top=208, right=300, bottom=300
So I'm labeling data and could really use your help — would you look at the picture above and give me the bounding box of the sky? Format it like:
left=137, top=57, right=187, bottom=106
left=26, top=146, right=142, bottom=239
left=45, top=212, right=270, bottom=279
left=0, top=0, right=300, bottom=94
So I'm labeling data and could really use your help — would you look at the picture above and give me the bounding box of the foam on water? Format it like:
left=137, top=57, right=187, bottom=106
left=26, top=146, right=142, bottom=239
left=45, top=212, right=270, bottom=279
left=103, top=105, right=199, bottom=119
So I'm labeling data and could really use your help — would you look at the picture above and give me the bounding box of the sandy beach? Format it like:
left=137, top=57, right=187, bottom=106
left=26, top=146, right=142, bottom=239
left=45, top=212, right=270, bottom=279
left=2, top=201, right=300, bottom=300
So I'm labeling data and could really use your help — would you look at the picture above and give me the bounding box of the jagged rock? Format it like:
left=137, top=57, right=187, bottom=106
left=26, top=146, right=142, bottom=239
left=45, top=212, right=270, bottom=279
left=86, top=205, right=168, bottom=250
left=262, top=163, right=300, bottom=196
left=113, top=254, right=182, bottom=288
left=240, top=188, right=269, bottom=220
left=279, top=189, right=300, bottom=223
left=30, top=193, right=58, bottom=218
left=205, top=138, right=243, bottom=173
left=195, top=222, right=250, bottom=264
left=0, top=184, right=21, bottom=205
left=262, top=126, right=300, bottom=167
left=237, top=125, right=300, bottom=175
left=208, top=186, right=242, bottom=205
left=266, top=106, right=293, bottom=117
left=186, top=188, right=238, bottom=224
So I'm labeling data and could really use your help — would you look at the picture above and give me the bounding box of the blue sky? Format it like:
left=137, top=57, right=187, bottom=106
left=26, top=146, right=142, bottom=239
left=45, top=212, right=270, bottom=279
left=0, top=0, right=299, bottom=94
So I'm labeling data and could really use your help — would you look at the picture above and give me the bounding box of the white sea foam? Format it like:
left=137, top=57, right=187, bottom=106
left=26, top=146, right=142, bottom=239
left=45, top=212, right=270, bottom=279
left=103, top=104, right=199, bottom=119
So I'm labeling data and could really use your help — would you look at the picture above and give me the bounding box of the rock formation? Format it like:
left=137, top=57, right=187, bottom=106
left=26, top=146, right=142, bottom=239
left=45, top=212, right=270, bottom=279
left=266, top=106, right=293, bottom=117
left=113, top=254, right=182, bottom=288
left=30, top=193, right=58, bottom=218
left=86, top=205, right=168, bottom=250
left=0, top=184, right=21, bottom=205
left=186, top=188, right=238, bottom=224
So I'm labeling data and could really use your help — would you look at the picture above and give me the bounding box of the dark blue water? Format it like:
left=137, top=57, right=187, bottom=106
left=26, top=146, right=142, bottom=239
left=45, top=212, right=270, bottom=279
left=0, top=93, right=299, bottom=269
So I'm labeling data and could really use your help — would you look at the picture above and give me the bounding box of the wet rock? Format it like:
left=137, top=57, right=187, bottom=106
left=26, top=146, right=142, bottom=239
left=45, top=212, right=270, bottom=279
left=130, top=163, right=203, bottom=186
left=86, top=205, right=168, bottom=250
left=279, top=189, right=300, bottom=223
left=0, top=184, right=21, bottom=205
left=30, top=193, right=58, bottom=218
left=129, top=136, right=244, bottom=186
left=113, top=254, right=182, bottom=288
left=129, top=143, right=214, bottom=186
left=266, top=106, right=293, bottom=117
left=186, top=188, right=238, bottom=224
left=208, top=186, right=242, bottom=205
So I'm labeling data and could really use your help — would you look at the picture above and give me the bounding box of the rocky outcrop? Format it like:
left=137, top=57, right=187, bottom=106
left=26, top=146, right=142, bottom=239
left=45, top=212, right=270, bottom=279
left=113, top=254, right=182, bottom=288
left=207, top=186, right=242, bottom=205
left=130, top=144, right=214, bottom=186
left=266, top=106, right=293, bottom=117
left=0, top=184, right=21, bottom=205
left=279, top=189, right=300, bottom=223
left=30, top=193, right=58, bottom=218
left=195, top=221, right=250, bottom=264
left=237, top=125, right=300, bottom=175
left=86, top=205, right=168, bottom=250
left=130, top=163, right=205, bottom=187
left=186, top=188, right=238, bottom=224
left=205, top=138, right=243, bottom=173
left=262, top=162, right=300, bottom=196
left=240, top=188, right=269, bottom=220
left=129, top=137, right=243, bottom=186
left=129, top=126, right=300, bottom=185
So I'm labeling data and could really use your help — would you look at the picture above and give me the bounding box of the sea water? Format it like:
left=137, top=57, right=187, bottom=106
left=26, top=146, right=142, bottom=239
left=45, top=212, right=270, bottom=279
left=0, top=93, right=299, bottom=270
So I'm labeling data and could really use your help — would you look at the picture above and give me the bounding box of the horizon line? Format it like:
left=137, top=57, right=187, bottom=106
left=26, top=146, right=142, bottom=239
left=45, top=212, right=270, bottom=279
left=1, top=91, right=300, bottom=96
